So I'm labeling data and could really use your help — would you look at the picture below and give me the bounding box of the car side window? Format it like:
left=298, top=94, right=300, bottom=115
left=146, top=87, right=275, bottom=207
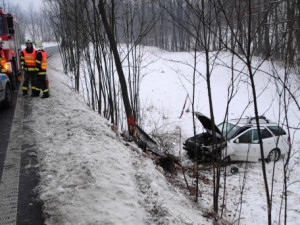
left=238, top=130, right=252, bottom=143
left=252, top=129, right=259, bottom=143
left=267, top=126, right=286, bottom=136
left=237, top=129, right=260, bottom=144
left=232, top=126, right=251, bottom=139
left=261, top=128, right=273, bottom=139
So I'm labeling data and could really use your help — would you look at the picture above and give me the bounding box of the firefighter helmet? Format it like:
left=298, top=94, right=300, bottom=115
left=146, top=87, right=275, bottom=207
left=25, top=39, right=33, bottom=44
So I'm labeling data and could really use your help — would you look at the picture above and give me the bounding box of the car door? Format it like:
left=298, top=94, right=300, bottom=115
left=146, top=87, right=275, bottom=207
left=250, top=127, right=280, bottom=160
left=229, top=128, right=260, bottom=161
left=266, top=126, right=289, bottom=155
left=259, top=127, right=276, bottom=158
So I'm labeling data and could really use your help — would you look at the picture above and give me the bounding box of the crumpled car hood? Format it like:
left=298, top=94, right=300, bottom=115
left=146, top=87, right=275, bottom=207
left=195, top=112, right=223, bottom=136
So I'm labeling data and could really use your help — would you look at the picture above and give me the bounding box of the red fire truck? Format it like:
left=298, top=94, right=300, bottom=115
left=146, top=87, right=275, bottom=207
left=0, top=8, right=21, bottom=90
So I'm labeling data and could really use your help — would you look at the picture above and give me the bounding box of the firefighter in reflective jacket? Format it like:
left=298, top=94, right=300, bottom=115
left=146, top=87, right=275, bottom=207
left=0, top=38, right=7, bottom=73
left=21, top=39, right=38, bottom=96
left=35, top=41, right=49, bottom=98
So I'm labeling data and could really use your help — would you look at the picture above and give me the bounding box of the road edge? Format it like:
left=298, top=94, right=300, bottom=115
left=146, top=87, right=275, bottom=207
left=0, top=83, right=24, bottom=224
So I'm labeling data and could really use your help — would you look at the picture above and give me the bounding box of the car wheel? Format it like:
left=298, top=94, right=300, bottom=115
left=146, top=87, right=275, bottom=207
left=3, top=84, right=12, bottom=108
left=8, top=72, right=17, bottom=91
left=267, top=149, right=281, bottom=162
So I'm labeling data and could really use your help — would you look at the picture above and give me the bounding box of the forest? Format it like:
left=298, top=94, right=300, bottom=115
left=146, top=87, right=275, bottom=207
left=43, top=0, right=300, bottom=126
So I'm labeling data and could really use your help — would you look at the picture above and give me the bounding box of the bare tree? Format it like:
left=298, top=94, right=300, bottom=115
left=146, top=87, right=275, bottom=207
left=98, top=0, right=135, bottom=133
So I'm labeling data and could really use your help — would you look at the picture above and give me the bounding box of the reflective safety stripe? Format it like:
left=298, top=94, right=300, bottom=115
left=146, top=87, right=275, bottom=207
left=24, top=68, right=36, bottom=71
left=41, top=62, right=47, bottom=70
left=22, top=86, right=28, bottom=90
left=43, top=89, right=49, bottom=93
left=41, top=52, right=47, bottom=70
left=38, top=72, right=46, bottom=75
left=36, top=51, right=47, bottom=73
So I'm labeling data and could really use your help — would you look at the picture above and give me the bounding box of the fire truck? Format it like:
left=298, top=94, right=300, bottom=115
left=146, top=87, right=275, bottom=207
left=0, top=8, right=21, bottom=90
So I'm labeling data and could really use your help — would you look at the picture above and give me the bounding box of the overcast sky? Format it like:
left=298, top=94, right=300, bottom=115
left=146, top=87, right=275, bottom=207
left=6, top=0, right=43, bottom=11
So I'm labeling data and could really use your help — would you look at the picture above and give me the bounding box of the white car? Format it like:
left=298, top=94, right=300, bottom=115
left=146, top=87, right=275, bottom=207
left=183, top=113, right=290, bottom=162
left=218, top=117, right=290, bottom=162
left=0, top=73, right=12, bottom=108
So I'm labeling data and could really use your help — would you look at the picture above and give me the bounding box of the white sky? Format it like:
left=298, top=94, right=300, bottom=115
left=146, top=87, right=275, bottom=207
left=5, top=0, right=43, bottom=11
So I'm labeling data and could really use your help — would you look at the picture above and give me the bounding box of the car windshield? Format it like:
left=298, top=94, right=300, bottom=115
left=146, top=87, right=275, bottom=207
left=217, top=122, right=241, bottom=139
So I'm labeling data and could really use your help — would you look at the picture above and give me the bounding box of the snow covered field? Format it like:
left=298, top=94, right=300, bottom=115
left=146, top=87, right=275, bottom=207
left=27, top=46, right=300, bottom=224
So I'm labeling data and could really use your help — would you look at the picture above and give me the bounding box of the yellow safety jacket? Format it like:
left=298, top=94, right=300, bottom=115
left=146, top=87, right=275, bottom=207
left=22, top=49, right=36, bottom=72
left=36, top=50, right=47, bottom=75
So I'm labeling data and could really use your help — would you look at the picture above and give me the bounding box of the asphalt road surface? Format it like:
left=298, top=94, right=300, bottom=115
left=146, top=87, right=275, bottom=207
left=0, top=84, right=19, bottom=181
left=0, top=46, right=58, bottom=225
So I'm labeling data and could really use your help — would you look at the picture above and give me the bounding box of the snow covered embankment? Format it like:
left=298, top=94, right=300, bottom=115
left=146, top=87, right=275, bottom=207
left=27, top=53, right=208, bottom=224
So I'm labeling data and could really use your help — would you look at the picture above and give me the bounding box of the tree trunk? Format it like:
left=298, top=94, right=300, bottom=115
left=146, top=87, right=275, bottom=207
left=98, top=0, right=134, bottom=131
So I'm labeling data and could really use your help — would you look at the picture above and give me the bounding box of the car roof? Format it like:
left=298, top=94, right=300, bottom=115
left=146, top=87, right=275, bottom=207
left=228, top=117, right=279, bottom=126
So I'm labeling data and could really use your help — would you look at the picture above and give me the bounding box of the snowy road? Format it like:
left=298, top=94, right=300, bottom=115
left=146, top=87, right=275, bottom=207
left=0, top=84, right=43, bottom=224
left=0, top=46, right=58, bottom=225
left=0, top=84, right=44, bottom=224
left=0, top=84, right=19, bottom=180
left=0, top=84, right=24, bottom=224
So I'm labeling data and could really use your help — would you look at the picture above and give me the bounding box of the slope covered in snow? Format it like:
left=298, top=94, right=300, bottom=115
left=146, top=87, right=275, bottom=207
left=29, top=53, right=210, bottom=224
left=26, top=46, right=300, bottom=224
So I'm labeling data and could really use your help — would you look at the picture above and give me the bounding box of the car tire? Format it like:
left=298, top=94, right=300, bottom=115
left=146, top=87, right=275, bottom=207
left=7, top=72, right=17, bottom=91
left=267, top=149, right=281, bottom=162
left=3, top=84, right=12, bottom=108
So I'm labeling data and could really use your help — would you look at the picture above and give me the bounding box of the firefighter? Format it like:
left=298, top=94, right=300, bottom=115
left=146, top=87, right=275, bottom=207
left=35, top=40, right=49, bottom=98
left=21, top=39, right=38, bottom=96
left=0, top=38, right=7, bottom=74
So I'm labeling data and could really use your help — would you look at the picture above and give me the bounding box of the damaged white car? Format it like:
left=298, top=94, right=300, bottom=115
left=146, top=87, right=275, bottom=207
left=183, top=113, right=290, bottom=162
